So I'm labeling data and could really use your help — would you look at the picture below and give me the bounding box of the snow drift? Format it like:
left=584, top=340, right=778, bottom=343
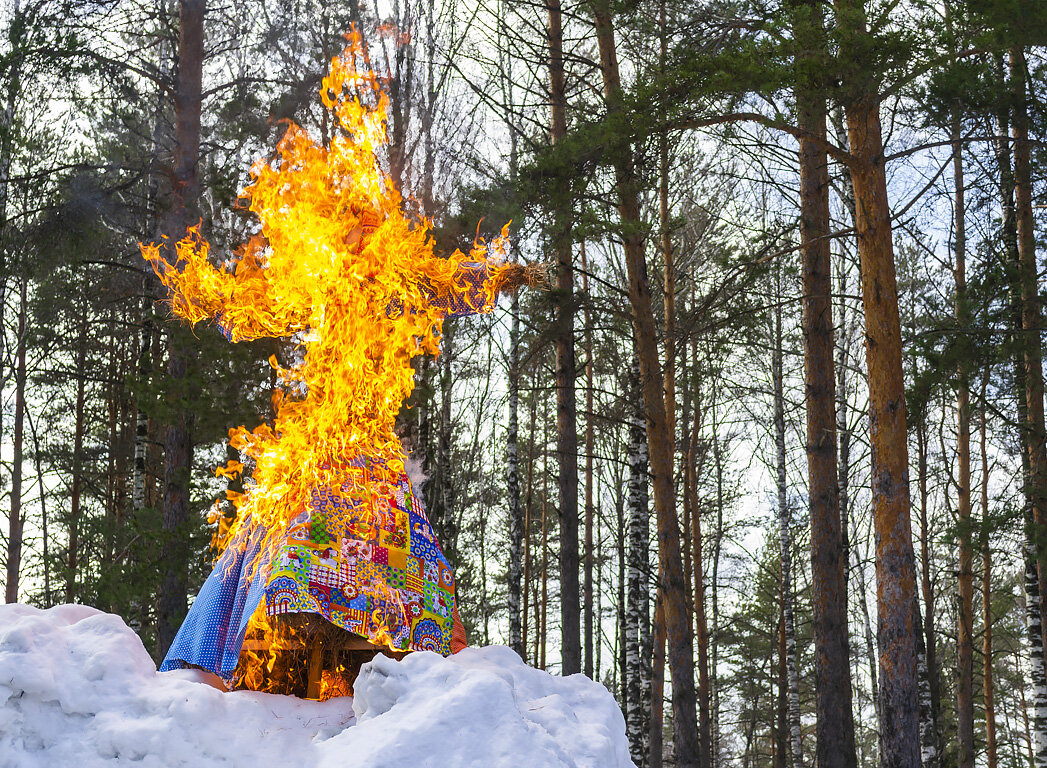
left=0, top=604, right=633, bottom=768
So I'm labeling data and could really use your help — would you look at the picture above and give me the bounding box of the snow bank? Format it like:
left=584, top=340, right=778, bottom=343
left=0, top=604, right=633, bottom=768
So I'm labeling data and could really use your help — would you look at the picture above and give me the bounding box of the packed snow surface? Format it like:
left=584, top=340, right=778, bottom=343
left=0, top=604, right=633, bottom=767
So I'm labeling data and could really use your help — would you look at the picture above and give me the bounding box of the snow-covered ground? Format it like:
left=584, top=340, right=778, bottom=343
left=0, top=604, right=634, bottom=767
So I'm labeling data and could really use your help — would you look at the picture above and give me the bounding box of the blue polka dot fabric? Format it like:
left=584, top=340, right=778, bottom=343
left=160, top=514, right=282, bottom=678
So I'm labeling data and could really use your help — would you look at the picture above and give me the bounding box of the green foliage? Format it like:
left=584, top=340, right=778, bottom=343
left=967, top=0, right=1047, bottom=46
left=720, top=534, right=815, bottom=767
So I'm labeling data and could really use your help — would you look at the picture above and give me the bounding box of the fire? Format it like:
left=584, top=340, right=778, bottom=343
left=232, top=605, right=357, bottom=699
left=142, top=31, right=514, bottom=566
left=142, top=30, right=526, bottom=691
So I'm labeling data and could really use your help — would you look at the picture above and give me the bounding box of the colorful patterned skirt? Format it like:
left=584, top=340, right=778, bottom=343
left=160, top=461, right=461, bottom=679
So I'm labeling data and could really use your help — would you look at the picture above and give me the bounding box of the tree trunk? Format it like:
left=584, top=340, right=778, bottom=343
left=685, top=363, right=711, bottom=768
left=691, top=482, right=712, bottom=768
left=540, top=405, right=549, bottom=670
left=711, top=401, right=724, bottom=766
left=626, top=360, right=649, bottom=766
left=834, top=3, right=920, bottom=764
left=430, top=324, right=456, bottom=558
left=649, top=596, right=666, bottom=768
left=916, top=419, right=941, bottom=768
left=158, top=343, right=193, bottom=654
left=383, top=12, right=412, bottom=194
left=772, top=291, right=802, bottom=768
left=157, top=0, right=205, bottom=658
left=133, top=29, right=170, bottom=517
left=836, top=260, right=853, bottom=600
left=4, top=275, right=26, bottom=603
left=916, top=619, right=937, bottom=768
left=582, top=242, right=596, bottom=679
left=67, top=309, right=88, bottom=604
left=1011, top=45, right=1047, bottom=671
left=793, top=2, right=858, bottom=763
left=618, top=481, right=628, bottom=710
left=1020, top=645, right=1037, bottom=767
left=837, top=233, right=890, bottom=757
left=833, top=105, right=857, bottom=604
left=854, top=519, right=880, bottom=734
left=1025, top=520, right=1047, bottom=768
left=524, top=372, right=537, bottom=663
left=1011, top=241, right=1047, bottom=768
left=776, top=603, right=787, bottom=768
left=546, top=0, right=581, bottom=677
left=29, top=406, right=50, bottom=606
left=134, top=300, right=154, bottom=513
left=994, top=63, right=1047, bottom=762
left=589, top=4, right=699, bottom=763
left=953, top=107, right=975, bottom=768
left=0, top=1, right=22, bottom=605
left=981, top=392, right=998, bottom=768
left=507, top=289, right=524, bottom=659
left=657, top=12, right=679, bottom=712
left=596, top=525, right=604, bottom=676
left=103, top=313, right=121, bottom=588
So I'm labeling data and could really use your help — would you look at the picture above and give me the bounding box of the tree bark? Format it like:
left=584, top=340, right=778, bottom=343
left=992, top=49, right=1047, bottom=765
left=711, top=400, right=725, bottom=765
left=595, top=526, right=603, bottom=677
left=993, top=63, right=1047, bottom=759
left=833, top=2, right=920, bottom=764
left=524, top=371, right=537, bottom=663
left=836, top=260, right=853, bottom=600
left=617, top=483, right=627, bottom=703
left=29, top=405, right=50, bottom=606
left=772, top=290, right=801, bottom=768
left=686, top=380, right=711, bottom=768
left=582, top=243, right=596, bottom=680
left=1009, top=217, right=1047, bottom=768
left=953, top=107, right=975, bottom=768
left=67, top=309, right=88, bottom=604
left=626, top=360, right=649, bottom=766
left=1020, top=645, right=1037, bottom=767
left=916, top=419, right=940, bottom=768
left=157, top=0, right=205, bottom=658
left=589, top=4, right=700, bottom=764
left=0, top=1, right=23, bottom=605
left=133, top=29, right=170, bottom=519
left=430, top=324, right=456, bottom=558
left=916, top=618, right=937, bottom=768
left=4, top=275, right=26, bottom=603
left=546, top=0, right=581, bottom=677
left=540, top=404, right=549, bottom=670
left=1011, top=45, right=1047, bottom=672
left=507, top=289, right=524, bottom=659
left=103, top=314, right=123, bottom=576
left=793, top=2, right=857, bottom=764
left=776, top=604, right=788, bottom=768
left=1025, top=519, right=1047, bottom=768
left=649, top=595, right=665, bottom=768
left=980, top=392, right=998, bottom=768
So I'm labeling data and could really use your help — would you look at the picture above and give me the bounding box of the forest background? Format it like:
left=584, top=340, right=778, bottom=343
left=0, top=0, right=1045, bottom=767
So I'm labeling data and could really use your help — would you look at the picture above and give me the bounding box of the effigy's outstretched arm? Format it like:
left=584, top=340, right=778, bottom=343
left=422, top=257, right=547, bottom=319
left=143, top=231, right=306, bottom=342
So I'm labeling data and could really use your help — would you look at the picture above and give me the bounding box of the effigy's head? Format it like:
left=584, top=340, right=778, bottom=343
left=142, top=30, right=509, bottom=566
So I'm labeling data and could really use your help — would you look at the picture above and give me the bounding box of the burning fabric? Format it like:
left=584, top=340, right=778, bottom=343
left=141, top=33, right=537, bottom=690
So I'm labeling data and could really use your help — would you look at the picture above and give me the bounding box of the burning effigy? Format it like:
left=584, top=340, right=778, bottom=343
left=143, top=32, right=538, bottom=698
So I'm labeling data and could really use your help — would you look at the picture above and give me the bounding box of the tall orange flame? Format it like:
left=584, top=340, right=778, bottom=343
left=142, top=31, right=514, bottom=569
